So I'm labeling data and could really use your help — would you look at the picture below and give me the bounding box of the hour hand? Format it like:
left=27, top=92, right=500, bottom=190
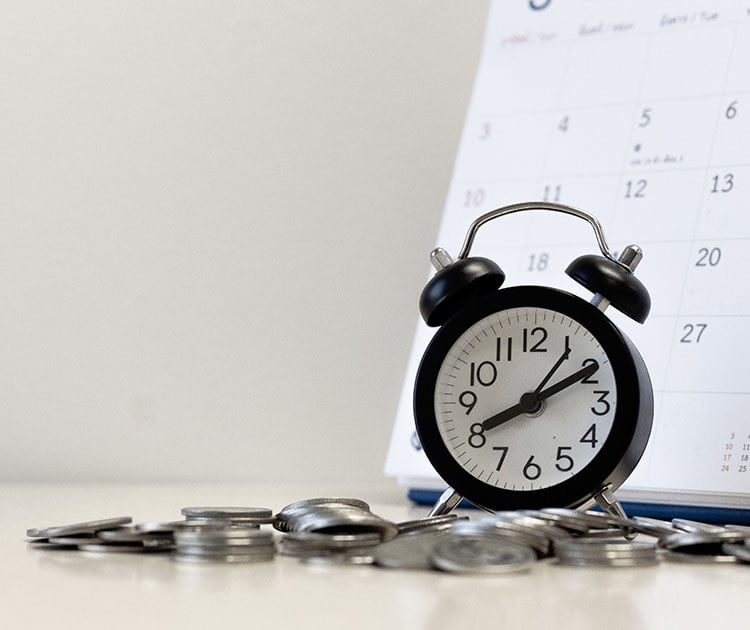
left=480, top=401, right=526, bottom=433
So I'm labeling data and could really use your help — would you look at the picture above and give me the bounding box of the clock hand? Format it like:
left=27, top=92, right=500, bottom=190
left=480, top=401, right=527, bottom=433
left=480, top=360, right=599, bottom=433
left=533, top=336, right=571, bottom=394
left=536, top=360, right=599, bottom=402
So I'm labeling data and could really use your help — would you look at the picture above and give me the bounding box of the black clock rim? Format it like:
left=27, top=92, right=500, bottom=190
left=413, top=285, right=651, bottom=511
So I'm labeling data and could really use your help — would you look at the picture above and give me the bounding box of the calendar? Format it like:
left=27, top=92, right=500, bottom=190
left=385, top=0, right=750, bottom=519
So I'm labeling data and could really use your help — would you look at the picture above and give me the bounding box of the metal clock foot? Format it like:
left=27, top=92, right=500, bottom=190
left=429, top=488, right=463, bottom=517
left=594, top=485, right=636, bottom=539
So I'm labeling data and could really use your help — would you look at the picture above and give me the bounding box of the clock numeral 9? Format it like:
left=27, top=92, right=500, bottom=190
left=459, top=390, right=477, bottom=415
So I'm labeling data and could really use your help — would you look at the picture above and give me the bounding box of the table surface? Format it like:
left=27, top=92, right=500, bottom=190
left=3, top=481, right=749, bottom=630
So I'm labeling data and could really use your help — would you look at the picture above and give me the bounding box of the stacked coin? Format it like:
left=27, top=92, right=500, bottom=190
left=554, top=538, right=658, bottom=567
left=181, top=506, right=275, bottom=526
left=278, top=531, right=382, bottom=565
left=275, top=497, right=399, bottom=541
left=25, top=517, right=173, bottom=553
left=658, top=529, right=749, bottom=564
left=174, top=526, right=275, bottom=564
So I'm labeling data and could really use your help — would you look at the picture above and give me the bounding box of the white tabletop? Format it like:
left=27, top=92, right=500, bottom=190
left=3, top=481, right=748, bottom=630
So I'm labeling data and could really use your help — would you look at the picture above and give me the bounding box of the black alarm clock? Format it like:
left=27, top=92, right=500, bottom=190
left=413, top=201, right=653, bottom=520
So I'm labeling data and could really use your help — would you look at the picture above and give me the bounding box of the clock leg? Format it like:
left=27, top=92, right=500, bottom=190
left=593, top=485, right=636, bottom=539
left=428, top=487, right=463, bottom=517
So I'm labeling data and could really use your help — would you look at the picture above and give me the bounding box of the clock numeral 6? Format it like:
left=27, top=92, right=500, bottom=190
left=523, top=455, right=542, bottom=480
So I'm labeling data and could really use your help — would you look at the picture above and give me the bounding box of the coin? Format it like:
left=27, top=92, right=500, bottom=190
left=79, top=542, right=166, bottom=553
left=373, top=530, right=448, bottom=570
left=554, top=538, right=658, bottom=567
left=397, top=514, right=464, bottom=535
left=26, top=517, right=132, bottom=539
left=659, top=530, right=745, bottom=563
left=180, top=506, right=274, bottom=524
left=672, top=518, right=728, bottom=534
left=722, top=542, right=750, bottom=563
left=431, top=533, right=537, bottom=574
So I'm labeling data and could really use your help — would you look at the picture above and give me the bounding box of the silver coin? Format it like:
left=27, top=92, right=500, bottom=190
left=450, top=517, right=550, bottom=557
left=136, top=520, right=236, bottom=533
left=47, top=534, right=101, bottom=546
left=180, top=506, right=274, bottom=524
left=520, top=510, right=590, bottom=534
left=26, top=516, right=132, bottom=539
left=97, top=527, right=174, bottom=548
left=722, top=542, right=750, bottom=562
left=632, top=516, right=678, bottom=538
left=431, top=533, right=537, bottom=574
left=175, top=543, right=275, bottom=556
left=726, top=525, right=750, bottom=536
left=276, top=498, right=371, bottom=526
left=671, top=518, right=727, bottom=534
left=373, top=530, right=448, bottom=570
left=174, top=528, right=273, bottom=545
left=663, top=549, right=738, bottom=564
left=299, top=551, right=375, bottom=566
left=493, top=512, right=573, bottom=541
left=658, top=530, right=746, bottom=551
left=450, top=517, right=550, bottom=558
left=174, top=550, right=275, bottom=563
left=283, top=506, right=399, bottom=541
left=397, top=514, right=464, bottom=535
left=78, top=542, right=165, bottom=553
left=280, top=531, right=381, bottom=550
left=553, top=539, right=658, bottom=567
left=278, top=497, right=371, bottom=513
left=658, top=530, right=744, bottom=563
left=26, top=539, right=81, bottom=550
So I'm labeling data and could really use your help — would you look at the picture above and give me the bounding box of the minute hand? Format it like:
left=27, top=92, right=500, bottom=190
left=536, top=360, right=599, bottom=401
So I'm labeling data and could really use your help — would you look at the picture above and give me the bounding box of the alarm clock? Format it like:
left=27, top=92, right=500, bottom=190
left=413, top=201, right=654, bottom=520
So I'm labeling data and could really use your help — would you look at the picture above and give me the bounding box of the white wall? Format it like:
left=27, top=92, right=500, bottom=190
left=1, top=1, right=489, bottom=481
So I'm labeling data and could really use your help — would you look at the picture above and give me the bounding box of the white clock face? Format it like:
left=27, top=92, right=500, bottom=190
left=434, top=306, right=617, bottom=491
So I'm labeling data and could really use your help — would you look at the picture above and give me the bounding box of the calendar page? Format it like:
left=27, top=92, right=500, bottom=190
left=385, top=0, right=750, bottom=515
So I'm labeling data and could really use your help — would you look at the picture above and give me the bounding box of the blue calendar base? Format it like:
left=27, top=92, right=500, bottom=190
left=407, top=488, right=750, bottom=525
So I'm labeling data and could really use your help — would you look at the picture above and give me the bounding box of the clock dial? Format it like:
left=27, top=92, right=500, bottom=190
left=415, top=285, right=653, bottom=510
left=433, top=306, right=617, bottom=491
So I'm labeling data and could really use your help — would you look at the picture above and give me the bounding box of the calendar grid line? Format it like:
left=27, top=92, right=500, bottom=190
left=456, top=161, right=750, bottom=187
left=473, top=88, right=750, bottom=121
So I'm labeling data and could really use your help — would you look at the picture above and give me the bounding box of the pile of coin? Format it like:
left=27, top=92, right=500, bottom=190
left=24, top=499, right=750, bottom=572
